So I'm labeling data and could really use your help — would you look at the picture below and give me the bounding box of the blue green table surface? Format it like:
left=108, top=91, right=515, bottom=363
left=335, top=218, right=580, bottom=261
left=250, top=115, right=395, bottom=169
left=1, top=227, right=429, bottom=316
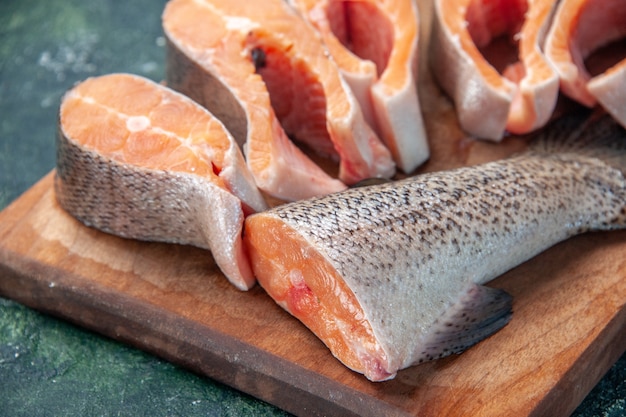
left=0, top=1, right=624, bottom=416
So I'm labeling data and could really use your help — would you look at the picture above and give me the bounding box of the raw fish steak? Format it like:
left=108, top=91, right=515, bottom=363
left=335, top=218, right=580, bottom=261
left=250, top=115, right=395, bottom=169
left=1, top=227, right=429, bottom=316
left=162, top=0, right=396, bottom=201
left=430, top=0, right=560, bottom=139
left=289, top=0, right=430, bottom=173
left=55, top=73, right=266, bottom=290
left=545, top=0, right=626, bottom=129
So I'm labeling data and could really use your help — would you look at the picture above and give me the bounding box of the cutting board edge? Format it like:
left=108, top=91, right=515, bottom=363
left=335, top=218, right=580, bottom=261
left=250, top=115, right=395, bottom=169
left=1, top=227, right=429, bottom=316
left=532, top=303, right=626, bottom=417
left=0, top=242, right=413, bottom=417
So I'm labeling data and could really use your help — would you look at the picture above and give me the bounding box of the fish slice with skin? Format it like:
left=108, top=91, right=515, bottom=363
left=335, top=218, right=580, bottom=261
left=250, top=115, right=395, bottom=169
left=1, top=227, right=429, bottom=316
left=545, top=0, right=626, bottom=129
left=430, top=0, right=560, bottom=140
left=162, top=0, right=396, bottom=202
left=288, top=0, right=430, bottom=174
left=55, top=73, right=267, bottom=291
left=244, top=111, right=626, bottom=381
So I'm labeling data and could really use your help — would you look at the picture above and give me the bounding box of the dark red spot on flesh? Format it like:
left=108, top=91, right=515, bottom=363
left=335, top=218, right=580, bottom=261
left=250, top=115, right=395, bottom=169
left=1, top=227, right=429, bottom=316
left=287, top=280, right=318, bottom=316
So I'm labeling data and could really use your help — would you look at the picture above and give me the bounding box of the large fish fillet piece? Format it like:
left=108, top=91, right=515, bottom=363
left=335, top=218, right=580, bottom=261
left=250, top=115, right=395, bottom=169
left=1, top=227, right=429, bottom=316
left=545, top=0, right=626, bottom=129
left=55, top=73, right=267, bottom=291
left=245, top=113, right=626, bottom=381
left=288, top=0, right=429, bottom=173
left=430, top=0, right=560, bottom=139
left=162, top=0, right=395, bottom=201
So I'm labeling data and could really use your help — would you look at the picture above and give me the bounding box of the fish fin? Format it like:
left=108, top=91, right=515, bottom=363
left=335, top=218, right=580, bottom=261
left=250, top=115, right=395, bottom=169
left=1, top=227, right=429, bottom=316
left=415, top=284, right=512, bottom=364
left=528, top=109, right=626, bottom=174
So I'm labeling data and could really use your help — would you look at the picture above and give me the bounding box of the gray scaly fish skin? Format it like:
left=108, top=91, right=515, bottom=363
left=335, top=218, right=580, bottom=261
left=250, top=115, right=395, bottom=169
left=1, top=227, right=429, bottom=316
left=55, top=125, right=254, bottom=289
left=259, top=115, right=626, bottom=380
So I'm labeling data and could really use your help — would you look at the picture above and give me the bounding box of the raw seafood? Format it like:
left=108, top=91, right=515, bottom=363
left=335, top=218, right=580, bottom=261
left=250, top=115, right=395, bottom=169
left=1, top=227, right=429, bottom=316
left=289, top=0, right=429, bottom=173
left=244, top=112, right=626, bottom=380
left=545, top=0, right=626, bottom=129
left=55, top=73, right=266, bottom=290
left=430, top=0, right=560, bottom=139
left=162, top=0, right=396, bottom=201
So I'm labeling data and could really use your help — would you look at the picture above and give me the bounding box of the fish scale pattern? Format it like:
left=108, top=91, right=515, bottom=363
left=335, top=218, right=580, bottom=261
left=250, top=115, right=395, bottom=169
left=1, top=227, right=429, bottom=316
left=264, top=144, right=626, bottom=377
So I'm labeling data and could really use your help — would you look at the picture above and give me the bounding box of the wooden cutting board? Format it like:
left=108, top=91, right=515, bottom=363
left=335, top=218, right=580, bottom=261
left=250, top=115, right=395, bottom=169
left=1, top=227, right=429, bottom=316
left=2, top=1, right=625, bottom=413
left=1, top=169, right=625, bottom=417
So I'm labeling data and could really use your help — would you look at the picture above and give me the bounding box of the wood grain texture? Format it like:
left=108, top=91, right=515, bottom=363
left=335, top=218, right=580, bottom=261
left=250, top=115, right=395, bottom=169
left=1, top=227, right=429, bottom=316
left=0, top=171, right=625, bottom=417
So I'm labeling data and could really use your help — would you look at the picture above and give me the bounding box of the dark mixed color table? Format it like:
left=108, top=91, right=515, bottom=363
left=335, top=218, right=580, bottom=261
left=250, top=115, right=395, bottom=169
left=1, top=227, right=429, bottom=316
left=0, top=1, right=624, bottom=416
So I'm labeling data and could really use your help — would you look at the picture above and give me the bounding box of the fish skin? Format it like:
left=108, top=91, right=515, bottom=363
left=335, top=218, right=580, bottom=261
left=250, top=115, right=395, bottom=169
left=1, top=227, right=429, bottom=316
left=545, top=0, right=626, bottom=129
left=55, top=143, right=253, bottom=290
left=245, top=114, right=626, bottom=380
left=55, top=74, right=264, bottom=291
left=162, top=0, right=396, bottom=201
left=430, top=0, right=560, bottom=140
left=289, top=0, right=430, bottom=173
left=588, top=67, right=626, bottom=130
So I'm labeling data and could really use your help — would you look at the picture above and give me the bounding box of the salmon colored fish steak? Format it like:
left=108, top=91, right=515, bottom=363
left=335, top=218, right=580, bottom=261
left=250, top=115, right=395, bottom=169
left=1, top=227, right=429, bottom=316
left=430, top=0, right=560, bottom=140
left=545, top=0, right=626, bottom=129
left=289, top=0, right=429, bottom=173
left=244, top=113, right=626, bottom=381
left=162, top=0, right=396, bottom=201
left=55, top=73, right=267, bottom=290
